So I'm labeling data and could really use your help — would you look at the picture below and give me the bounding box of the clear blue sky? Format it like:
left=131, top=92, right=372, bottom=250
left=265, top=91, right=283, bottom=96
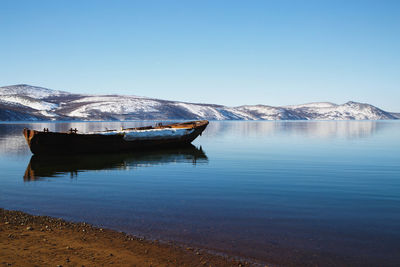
left=1, top=0, right=399, bottom=111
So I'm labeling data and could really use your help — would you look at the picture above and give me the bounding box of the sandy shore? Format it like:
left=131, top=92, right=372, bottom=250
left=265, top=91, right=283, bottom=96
left=0, top=208, right=252, bottom=267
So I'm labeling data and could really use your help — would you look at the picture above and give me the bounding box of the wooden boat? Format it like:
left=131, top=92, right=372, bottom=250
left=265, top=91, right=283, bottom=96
left=23, top=120, right=209, bottom=155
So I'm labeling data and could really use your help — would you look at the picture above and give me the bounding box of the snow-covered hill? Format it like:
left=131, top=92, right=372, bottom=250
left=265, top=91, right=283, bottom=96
left=0, top=84, right=397, bottom=121
left=0, top=84, right=68, bottom=99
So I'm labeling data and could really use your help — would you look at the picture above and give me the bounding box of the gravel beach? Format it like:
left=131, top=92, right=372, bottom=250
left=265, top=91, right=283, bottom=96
left=0, top=208, right=250, bottom=267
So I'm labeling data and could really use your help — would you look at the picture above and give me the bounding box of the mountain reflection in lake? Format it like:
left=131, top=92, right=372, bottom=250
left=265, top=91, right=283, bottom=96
left=1, top=120, right=400, bottom=266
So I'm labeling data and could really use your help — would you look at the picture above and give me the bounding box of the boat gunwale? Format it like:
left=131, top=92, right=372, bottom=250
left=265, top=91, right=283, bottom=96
left=25, top=120, right=209, bottom=135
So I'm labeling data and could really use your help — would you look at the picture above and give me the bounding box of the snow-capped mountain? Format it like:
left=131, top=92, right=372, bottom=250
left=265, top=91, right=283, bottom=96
left=0, top=84, right=397, bottom=121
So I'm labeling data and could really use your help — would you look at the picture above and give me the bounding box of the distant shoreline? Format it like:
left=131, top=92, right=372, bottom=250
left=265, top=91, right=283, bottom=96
left=1, top=118, right=399, bottom=124
left=0, top=208, right=251, bottom=266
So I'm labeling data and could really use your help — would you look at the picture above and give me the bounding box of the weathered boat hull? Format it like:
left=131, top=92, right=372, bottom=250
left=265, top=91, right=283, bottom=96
left=23, top=120, right=209, bottom=155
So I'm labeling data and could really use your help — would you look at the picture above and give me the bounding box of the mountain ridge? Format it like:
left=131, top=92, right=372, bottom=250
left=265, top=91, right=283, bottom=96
left=0, top=84, right=397, bottom=121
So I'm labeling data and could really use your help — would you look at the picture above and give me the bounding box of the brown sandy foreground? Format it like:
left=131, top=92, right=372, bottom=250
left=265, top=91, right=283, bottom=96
left=0, top=208, right=256, bottom=267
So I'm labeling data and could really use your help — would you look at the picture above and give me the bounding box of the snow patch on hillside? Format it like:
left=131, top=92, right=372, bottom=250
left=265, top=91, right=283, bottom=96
left=67, top=96, right=160, bottom=118
left=285, top=102, right=338, bottom=109
left=38, top=110, right=59, bottom=118
left=175, top=103, right=226, bottom=120
left=237, top=105, right=294, bottom=120
left=218, top=107, right=257, bottom=120
left=0, top=95, right=58, bottom=111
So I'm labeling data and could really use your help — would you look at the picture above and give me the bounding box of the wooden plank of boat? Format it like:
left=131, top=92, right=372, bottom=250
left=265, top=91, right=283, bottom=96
left=23, top=120, right=209, bottom=155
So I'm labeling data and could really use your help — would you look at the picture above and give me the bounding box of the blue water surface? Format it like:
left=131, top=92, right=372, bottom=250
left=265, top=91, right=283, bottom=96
left=0, top=121, right=399, bottom=266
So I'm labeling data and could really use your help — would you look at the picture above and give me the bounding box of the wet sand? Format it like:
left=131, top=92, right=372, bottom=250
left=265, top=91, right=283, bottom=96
left=0, top=208, right=251, bottom=267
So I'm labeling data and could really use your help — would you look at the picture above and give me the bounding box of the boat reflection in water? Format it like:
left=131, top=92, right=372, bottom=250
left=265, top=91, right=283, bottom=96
left=24, top=144, right=208, bottom=181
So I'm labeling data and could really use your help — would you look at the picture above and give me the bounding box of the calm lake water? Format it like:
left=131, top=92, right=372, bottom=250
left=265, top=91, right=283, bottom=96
left=1, top=121, right=399, bottom=266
